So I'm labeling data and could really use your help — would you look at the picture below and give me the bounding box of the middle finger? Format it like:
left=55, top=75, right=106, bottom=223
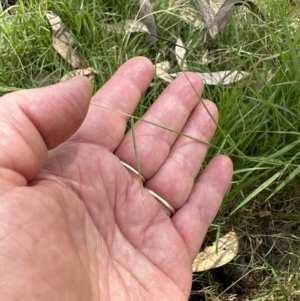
left=115, top=72, right=203, bottom=179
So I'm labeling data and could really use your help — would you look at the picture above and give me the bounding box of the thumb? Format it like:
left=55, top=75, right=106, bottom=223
left=0, top=76, right=92, bottom=182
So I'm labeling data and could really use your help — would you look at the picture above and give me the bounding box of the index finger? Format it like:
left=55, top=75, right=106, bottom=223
left=71, top=57, right=154, bottom=151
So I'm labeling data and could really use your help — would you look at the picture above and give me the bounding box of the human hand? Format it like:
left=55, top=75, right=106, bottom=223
left=0, top=57, right=233, bottom=301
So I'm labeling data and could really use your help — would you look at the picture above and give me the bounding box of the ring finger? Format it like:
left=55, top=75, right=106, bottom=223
left=145, top=99, right=218, bottom=210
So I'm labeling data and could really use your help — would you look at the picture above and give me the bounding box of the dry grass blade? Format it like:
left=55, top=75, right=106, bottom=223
left=192, top=232, right=239, bottom=272
left=130, top=117, right=144, bottom=202
left=139, top=0, right=158, bottom=43
left=175, top=37, right=188, bottom=70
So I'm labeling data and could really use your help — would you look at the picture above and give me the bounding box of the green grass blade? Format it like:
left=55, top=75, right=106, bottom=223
left=231, top=170, right=283, bottom=214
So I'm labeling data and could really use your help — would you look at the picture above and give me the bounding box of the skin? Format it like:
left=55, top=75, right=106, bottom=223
left=0, top=57, right=233, bottom=301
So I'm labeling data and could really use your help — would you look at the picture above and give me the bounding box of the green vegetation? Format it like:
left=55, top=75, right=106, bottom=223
left=0, top=0, right=299, bottom=299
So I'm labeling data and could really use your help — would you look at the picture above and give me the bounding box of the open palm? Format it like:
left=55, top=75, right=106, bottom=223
left=0, top=57, right=232, bottom=301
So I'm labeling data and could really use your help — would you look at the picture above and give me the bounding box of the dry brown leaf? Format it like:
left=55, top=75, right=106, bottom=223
left=192, top=232, right=239, bottom=272
left=52, top=36, right=81, bottom=68
left=254, top=238, right=263, bottom=252
left=197, top=0, right=263, bottom=39
left=201, top=49, right=210, bottom=64
left=175, top=37, right=188, bottom=70
left=250, top=210, right=272, bottom=218
left=207, top=0, right=236, bottom=39
left=194, top=0, right=216, bottom=29
left=170, top=70, right=249, bottom=85
left=46, top=11, right=82, bottom=68
left=194, top=0, right=236, bottom=39
left=60, top=67, right=98, bottom=82
left=46, top=11, right=62, bottom=33
left=209, top=0, right=225, bottom=13
left=139, top=0, right=157, bottom=43
left=155, top=66, right=174, bottom=83
left=198, top=70, right=249, bottom=85
left=156, top=61, right=171, bottom=71
left=46, top=11, right=77, bottom=47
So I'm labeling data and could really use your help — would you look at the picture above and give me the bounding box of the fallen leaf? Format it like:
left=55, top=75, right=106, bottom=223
left=195, top=0, right=263, bottom=39
left=156, top=61, right=171, bottom=71
left=194, top=0, right=216, bottom=30
left=209, top=0, right=225, bottom=13
left=201, top=49, right=210, bottom=64
left=52, top=36, right=81, bottom=68
left=46, top=11, right=63, bottom=33
left=46, top=11, right=83, bottom=68
left=198, top=70, right=250, bottom=85
left=192, top=231, right=239, bottom=272
left=250, top=210, right=272, bottom=218
left=170, top=70, right=250, bottom=85
left=175, top=37, right=188, bottom=70
left=193, top=0, right=235, bottom=39
left=254, top=238, right=263, bottom=252
left=60, top=67, right=98, bottom=82
left=207, top=0, right=236, bottom=39
left=139, top=0, right=158, bottom=43
left=46, top=11, right=77, bottom=47
left=155, top=66, right=174, bottom=83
